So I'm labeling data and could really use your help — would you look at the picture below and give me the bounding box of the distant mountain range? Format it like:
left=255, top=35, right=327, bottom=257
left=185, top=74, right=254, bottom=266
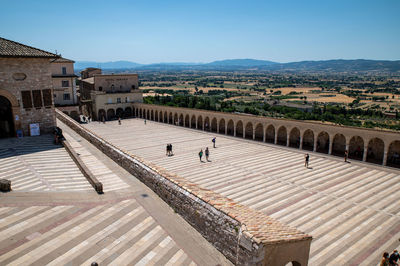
left=75, top=59, right=400, bottom=73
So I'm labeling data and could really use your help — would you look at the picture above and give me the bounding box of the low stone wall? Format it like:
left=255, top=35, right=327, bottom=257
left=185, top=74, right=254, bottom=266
left=56, top=109, right=312, bottom=265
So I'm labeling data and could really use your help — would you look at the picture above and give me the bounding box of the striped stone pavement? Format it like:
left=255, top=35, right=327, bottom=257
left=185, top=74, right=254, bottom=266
left=0, top=135, right=92, bottom=192
left=0, top=199, right=196, bottom=265
left=83, top=118, right=400, bottom=266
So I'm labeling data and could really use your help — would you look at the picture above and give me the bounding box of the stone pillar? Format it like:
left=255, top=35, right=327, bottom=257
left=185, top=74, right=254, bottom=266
left=363, top=144, right=368, bottom=161
left=286, top=134, right=290, bottom=147
left=313, top=137, right=318, bottom=152
left=383, top=143, right=389, bottom=166
left=234, top=126, right=236, bottom=137
left=217, top=121, right=219, bottom=133
left=274, top=132, right=278, bottom=145
left=263, top=130, right=266, bottom=142
left=243, top=125, right=245, bottom=139
left=299, top=135, right=303, bottom=149
left=328, top=138, right=333, bottom=155
left=225, top=125, right=227, bottom=135
left=253, top=128, right=256, bottom=140
left=345, top=139, right=350, bottom=153
left=195, top=120, right=198, bottom=129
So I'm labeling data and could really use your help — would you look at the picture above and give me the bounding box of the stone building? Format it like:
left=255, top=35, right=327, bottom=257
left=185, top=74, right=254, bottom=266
left=0, top=37, right=58, bottom=137
left=80, top=73, right=143, bottom=120
left=51, top=57, right=77, bottom=106
left=80, top=67, right=101, bottom=79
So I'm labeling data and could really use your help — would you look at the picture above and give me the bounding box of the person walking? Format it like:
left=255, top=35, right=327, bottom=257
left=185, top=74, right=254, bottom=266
left=199, top=149, right=203, bottom=162
left=166, top=144, right=169, bottom=156
left=304, top=153, right=310, bottom=168
left=380, top=252, right=390, bottom=266
left=118, top=117, right=121, bottom=125
left=344, top=150, right=348, bottom=162
left=169, top=144, right=173, bottom=156
left=144, top=119, right=147, bottom=125
left=205, top=147, right=210, bottom=161
left=389, top=250, right=399, bottom=266
left=212, top=137, right=216, bottom=148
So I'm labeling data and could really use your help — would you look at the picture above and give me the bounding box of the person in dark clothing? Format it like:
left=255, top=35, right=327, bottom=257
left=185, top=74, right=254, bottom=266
left=304, top=153, right=310, bottom=168
left=199, top=149, right=203, bottom=162
left=212, top=137, right=216, bottom=148
left=389, top=250, right=399, bottom=266
left=205, top=147, right=210, bottom=161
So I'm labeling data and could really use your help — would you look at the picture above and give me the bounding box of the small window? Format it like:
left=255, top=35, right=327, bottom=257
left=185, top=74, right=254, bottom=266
left=117, top=98, right=121, bottom=103
left=42, top=89, right=52, bottom=106
left=125, top=97, right=128, bottom=103
left=131, top=85, right=136, bottom=90
left=21, top=91, right=33, bottom=109
left=111, top=84, right=115, bottom=90
left=107, top=98, right=112, bottom=104
left=32, top=90, right=43, bottom=108
left=99, top=86, right=103, bottom=91
left=63, top=93, right=70, bottom=101
left=62, top=67, right=67, bottom=75
left=62, top=80, right=69, bottom=87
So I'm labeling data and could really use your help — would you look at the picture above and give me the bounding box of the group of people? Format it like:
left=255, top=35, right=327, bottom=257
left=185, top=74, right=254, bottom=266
left=198, top=137, right=216, bottom=162
left=381, top=249, right=399, bottom=266
left=166, top=144, right=173, bottom=156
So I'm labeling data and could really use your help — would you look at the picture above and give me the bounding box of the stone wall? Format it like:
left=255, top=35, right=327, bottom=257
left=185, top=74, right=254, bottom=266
left=0, top=58, right=55, bottom=136
left=56, top=109, right=312, bottom=265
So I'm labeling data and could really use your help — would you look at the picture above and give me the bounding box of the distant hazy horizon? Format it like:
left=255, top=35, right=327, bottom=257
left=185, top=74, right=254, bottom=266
left=1, top=0, right=399, bottom=63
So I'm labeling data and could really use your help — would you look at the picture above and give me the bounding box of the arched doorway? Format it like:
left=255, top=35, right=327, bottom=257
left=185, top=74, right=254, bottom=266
left=316, top=131, right=329, bottom=153
left=254, top=123, right=263, bottom=141
left=164, top=112, right=168, bottom=123
left=139, top=109, right=142, bottom=118
left=0, top=96, right=15, bottom=138
left=245, top=122, right=253, bottom=139
left=219, top=118, right=226, bottom=134
left=387, top=141, right=400, bottom=168
left=107, top=109, right=115, bottom=120
left=174, top=113, right=178, bottom=125
left=236, top=120, right=243, bottom=138
left=150, top=110, right=154, bottom=120
left=169, top=113, right=173, bottom=124
left=349, top=136, right=364, bottom=160
left=277, top=126, right=287, bottom=146
left=302, top=129, right=314, bottom=151
left=147, top=110, right=150, bottom=120
left=179, top=114, right=184, bottom=126
left=289, top=127, right=300, bottom=148
left=332, top=134, right=346, bottom=157
left=197, top=116, right=203, bottom=130
left=116, top=108, right=124, bottom=119
left=98, top=109, right=106, bottom=121
left=204, top=117, right=210, bottom=131
left=265, top=125, right=275, bottom=143
left=185, top=114, right=190, bottom=127
left=155, top=110, right=159, bottom=121
left=367, top=138, right=384, bottom=164
left=191, top=115, right=196, bottom=128
left=227, top=119, right=234, bottom=136
left=124, top=107, right=132, bottom=118
left=211, top=118, right=217, bottom=132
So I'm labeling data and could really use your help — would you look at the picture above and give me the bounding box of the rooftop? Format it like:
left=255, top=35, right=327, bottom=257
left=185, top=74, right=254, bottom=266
left=0, top=37, right=59, bottom=58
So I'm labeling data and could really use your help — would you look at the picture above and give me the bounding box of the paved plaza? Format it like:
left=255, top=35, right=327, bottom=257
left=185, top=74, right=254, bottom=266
left=0, top=125, right=230, bottom=265
left=83, top=118, right=400, bottom=266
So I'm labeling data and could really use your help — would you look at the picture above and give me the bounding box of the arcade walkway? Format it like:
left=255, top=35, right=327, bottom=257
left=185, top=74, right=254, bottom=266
left=83, top=118, right=400, bottom=266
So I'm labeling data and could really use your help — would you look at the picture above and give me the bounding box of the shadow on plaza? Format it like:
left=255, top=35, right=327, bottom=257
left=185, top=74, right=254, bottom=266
left=0, top=134, right=64, bottom=159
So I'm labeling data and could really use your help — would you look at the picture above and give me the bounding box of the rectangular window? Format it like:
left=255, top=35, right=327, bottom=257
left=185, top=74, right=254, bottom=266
left=32, top=90, right=43, bottom=108
left=125, top=97, right=128, bottom=103
left=62, top=80, right=69, bottom=87
left=98, top=86, right=103, bottom=91
left=117, top=98, right=121, bottom=103
left=42, top=89, right=52, bottom=106
left=63, top=93, right=70, bottom=101
left=62, top=67, right=67, bottom=75
left=21, top=91, right=33, bottom=109
left=107, top=98, right=112, bottom=104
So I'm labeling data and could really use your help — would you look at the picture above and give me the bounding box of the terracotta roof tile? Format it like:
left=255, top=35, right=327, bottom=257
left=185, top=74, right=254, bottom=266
left=0, top=37, right=59, bottom=58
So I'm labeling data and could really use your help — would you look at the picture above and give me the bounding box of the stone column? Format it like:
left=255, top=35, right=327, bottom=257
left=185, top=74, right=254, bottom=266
left=363, top=143, right=368, bottom=161
left=225, top=125, right=227, bottom=135
left=263, top=130, right=266, bottom=142
left=274, top=131, right=278, bottom=145
left=253, top=128, right=256, bottom=140
left=243, top=125, right=245, bottom=139
left=217, top=121, right=219, bottom=133
left=383, top=143, right=389, bottom=166
left=313, top=137, right=318, bottom=152
left=195, top=120, right=198, bottom=129
left=286, top=134, right=290, bottom=147
left=345, top=139, right=350, bottom=152
left=299, top=134, right=303, bottom=149
left=328, top=138, right=333, bottom=155
left=234, top=126, right=236, bottom=137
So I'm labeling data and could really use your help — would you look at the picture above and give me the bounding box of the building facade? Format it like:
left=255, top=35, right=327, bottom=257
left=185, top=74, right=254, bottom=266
left=80, top=73, right=143, bottom=120
left=0, top=37, right=58, bottom=137
left=51, top=57, right=78, bottom=106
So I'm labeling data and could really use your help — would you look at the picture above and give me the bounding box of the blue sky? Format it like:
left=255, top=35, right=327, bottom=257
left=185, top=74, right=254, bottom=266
left=1, top=0, right=399, bottom=63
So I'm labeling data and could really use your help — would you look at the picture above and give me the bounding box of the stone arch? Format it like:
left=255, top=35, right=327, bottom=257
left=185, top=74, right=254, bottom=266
left=254, top=123, right=263, bottom=141
left=0, top=96, right=15, bottom=138
left=164, top=112, right=168, bottom=123
left=116, top=108, right=124, bottom=119
left=277, top=126, right=287, bottom=146
left=204, top=117, right=210, bottom=131
left=211, top=117, right=218, bottom=132
left=185, top=114, right=190, bottom=127
left=227, top=119, right=234, bottom=136
left=265, top=125, right=275, bottom=143
left=124, top=107, right=132, bottom=118
left=289, top=127, right=300, bottom=148
left=387, top=140, right=400, bottom=168
left=302, top=129, right=314, bottom=151
left=236, top=120, right=244, bottom=138
left=197, top=116, right=203, bottom=130
left=349, top=136, right=364, bottom=160
left=219, top=118, right=226, bottom=134
left=174, top=113, right=178, bottom=125
left=191, top=115, right=196, bottom=128
left=154, top=110, right=159, bottom=121
left=151, top=110, right=154, bottom=120
left=245, top=122, right=253, bottom=140
left=107, top=109, right=115, bottom=120
left=98, top=109, right=106, bottom=121
left=367, top=138, right=384, bottom=164
left=316, top=131, right=329, bottom=153
left=179, top=114, right=184, bottom=126
left=332, top=134, right=346, bottom=157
